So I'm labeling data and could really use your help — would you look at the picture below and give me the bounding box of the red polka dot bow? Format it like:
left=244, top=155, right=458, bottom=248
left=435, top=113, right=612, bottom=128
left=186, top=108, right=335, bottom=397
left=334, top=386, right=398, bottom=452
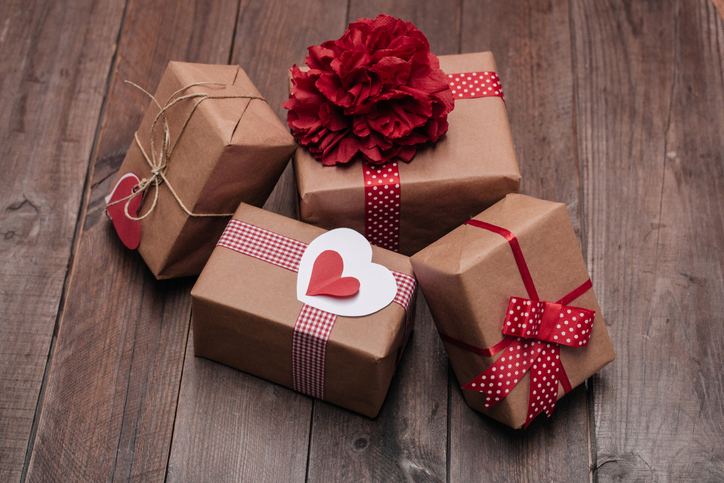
left=460, top=297, right=594, bottom=427
left=438, top=219, right=597, bottom=428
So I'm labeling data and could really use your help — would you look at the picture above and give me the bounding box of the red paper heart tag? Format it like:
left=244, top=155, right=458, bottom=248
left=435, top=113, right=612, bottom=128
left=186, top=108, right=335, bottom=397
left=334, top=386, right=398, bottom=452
left=306, top=250, right=360, bottom=297
left=105, top=173, right=142, bottom=250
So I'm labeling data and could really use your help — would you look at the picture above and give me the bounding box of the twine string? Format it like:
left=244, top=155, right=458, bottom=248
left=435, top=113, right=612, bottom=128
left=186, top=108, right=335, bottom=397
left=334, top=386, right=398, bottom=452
left=107, top=80, right=266, bottom=221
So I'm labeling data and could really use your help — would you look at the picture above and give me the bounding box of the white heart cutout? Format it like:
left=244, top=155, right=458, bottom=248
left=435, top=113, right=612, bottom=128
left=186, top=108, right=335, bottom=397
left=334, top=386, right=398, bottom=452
left=297, top=228, right=397, bottom=317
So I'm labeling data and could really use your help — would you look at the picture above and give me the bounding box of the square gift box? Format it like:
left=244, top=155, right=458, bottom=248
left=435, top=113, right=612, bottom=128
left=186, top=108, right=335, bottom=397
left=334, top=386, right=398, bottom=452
left=292, top=51, right=521, bottom=256
left=410, top=194, right=615, bottom=428
left=107, top=61, right=297, bottom=279
left=191, top=203, right=417, bottom=417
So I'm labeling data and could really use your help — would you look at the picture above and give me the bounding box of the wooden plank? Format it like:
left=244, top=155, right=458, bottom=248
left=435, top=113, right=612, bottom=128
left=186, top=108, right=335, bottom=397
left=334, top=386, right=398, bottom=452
left=164, top=1, right=349, bottom=481
left=447, top=1, right=592, bottom=481
left=25, top=0, right=240, bottom=481
left=306, top=294, right=450, bottom=483
left=0, top=1, right=127, bottom=481
left=572, top=0, right=724, bottom=480
left=303, top=3, right=456, bottom=482
left=166, top=339, right=314, bottom=482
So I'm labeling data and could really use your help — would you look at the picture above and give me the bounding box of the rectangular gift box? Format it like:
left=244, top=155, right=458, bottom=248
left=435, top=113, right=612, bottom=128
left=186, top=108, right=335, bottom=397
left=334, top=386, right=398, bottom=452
left=410, top=194, right=615, bottom=428
left=110, top=61, right=297, bottom=279
left=191, top=203, right=416, bottom=417
left=292, top=51, right=521, bottom=256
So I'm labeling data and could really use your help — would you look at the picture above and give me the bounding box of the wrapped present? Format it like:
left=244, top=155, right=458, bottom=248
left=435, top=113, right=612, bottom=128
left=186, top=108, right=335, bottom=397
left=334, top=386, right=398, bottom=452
left=105, top=61, right=297, bottom=279
left=285, top=16, right=520, bottom=255
left=191, top=203, right=417, bottom=417
left=410, top=194, right=615, bottom=428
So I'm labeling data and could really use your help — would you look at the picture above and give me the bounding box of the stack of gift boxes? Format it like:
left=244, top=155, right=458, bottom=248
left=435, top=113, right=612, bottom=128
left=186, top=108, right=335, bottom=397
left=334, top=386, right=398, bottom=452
left=106, top=15, right=614, bottom=428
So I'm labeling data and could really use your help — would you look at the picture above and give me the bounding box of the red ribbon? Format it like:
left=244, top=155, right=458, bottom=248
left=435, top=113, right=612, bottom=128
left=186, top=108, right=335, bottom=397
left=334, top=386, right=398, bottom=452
left=363, top=161, right=401, bottom=251
left=439, top=219, right=595, bottom=427
left=447, top=71, right=505, bottom=100
left=362, top=72, right=505, bottom=252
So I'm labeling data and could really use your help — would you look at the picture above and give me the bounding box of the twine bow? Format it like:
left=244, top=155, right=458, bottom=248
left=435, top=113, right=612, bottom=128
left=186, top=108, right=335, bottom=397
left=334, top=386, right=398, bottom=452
left=106, top=80, right=265, bottom=221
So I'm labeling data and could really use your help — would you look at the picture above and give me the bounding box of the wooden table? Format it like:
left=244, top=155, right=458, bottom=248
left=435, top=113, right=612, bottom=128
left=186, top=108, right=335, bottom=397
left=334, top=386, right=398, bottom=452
left=2, top=1, right=724, bottom=481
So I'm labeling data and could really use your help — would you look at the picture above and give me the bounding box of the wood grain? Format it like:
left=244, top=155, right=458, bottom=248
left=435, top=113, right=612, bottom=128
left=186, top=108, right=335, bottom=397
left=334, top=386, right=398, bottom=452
left=5, top=0, right=724, bottom=481
left=235, top=0, right=352, bottom=219
left=166, top=339, right=314, bottom=482
left=25, top=0, right=240, bottom=481
left=303, top=3, right=455, bottom=482
left=0, top=1, right=126, bottom=481
left=572, top=0, right=724, bottom=480
left=164, top=1, right=349, bottom=481
left=306, top=293, right=449, bottom=483
left=447, top=0, right=592, bottom=481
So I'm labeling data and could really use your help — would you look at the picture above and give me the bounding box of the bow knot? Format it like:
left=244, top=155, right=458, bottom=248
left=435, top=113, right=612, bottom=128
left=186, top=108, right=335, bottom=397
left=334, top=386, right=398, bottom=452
left=502, top=297, right=594, bottom=347
left=106, top=80, right=266, bottom=222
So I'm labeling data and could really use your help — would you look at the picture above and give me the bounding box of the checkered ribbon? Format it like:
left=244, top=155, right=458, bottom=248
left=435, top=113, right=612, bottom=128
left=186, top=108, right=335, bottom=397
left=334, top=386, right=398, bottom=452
left=217, top=218, right=306, bottom=271
left=217, top=219, right=416, bottom=399
left=362, top=71, right=505, bottom=252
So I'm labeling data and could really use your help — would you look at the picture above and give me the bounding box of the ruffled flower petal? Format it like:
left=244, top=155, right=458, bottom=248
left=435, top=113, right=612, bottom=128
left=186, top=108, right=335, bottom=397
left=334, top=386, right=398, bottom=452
left=285, top=14, right=454, bottom=166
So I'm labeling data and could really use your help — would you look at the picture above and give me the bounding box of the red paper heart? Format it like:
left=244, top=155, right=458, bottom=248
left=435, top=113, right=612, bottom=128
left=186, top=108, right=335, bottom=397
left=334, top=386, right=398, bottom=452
left=306, top=250, right=360, bottom=297
left=106, top=173, right=142, bottom=250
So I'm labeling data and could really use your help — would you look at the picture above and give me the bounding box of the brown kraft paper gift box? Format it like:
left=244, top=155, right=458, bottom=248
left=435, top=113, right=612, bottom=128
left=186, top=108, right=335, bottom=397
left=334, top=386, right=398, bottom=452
left=410, top=194, right=615, bottom=428
left=191, top=203, right=416, bottom=417
left=110, top=61, right=297, bottom=279
left=292, top=51, right=521, bottom=256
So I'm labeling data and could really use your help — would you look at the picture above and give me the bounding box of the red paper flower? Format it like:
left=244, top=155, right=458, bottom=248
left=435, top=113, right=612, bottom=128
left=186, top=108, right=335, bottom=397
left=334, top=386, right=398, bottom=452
left=284, top=15, right=454, bottom=166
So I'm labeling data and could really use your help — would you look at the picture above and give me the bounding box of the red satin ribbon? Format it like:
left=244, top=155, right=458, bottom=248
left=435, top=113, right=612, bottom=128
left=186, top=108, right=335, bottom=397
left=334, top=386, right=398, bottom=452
left=439, top=219, right=595, bottom=427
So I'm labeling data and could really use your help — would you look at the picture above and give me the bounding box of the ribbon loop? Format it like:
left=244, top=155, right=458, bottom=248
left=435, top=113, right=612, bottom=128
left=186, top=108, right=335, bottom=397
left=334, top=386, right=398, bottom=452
left=502, top=297, right=595, bottom=347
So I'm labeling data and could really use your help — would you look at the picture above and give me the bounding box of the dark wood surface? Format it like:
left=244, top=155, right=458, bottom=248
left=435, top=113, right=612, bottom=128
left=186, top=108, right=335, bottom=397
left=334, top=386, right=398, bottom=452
left=1, top=0, right=723, bottom=481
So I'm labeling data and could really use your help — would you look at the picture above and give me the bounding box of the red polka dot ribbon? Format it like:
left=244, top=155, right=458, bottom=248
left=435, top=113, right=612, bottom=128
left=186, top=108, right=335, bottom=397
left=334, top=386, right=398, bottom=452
left=361, top=72, right=504, bottom=252
left=447, top=71, right=504, bottom=100
left=438, top=219, right=596, bottom=428
left=363, top=161, right=401, bottom=252
left=217, top=219, right=416, bottom=400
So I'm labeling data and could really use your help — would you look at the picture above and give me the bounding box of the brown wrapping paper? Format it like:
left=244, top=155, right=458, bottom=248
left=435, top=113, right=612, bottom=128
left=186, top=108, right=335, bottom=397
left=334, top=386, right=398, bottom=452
left=191, top=203, right=416, bottom=417
left=111, top=62, right=297, bottom=279
left=410, top=194, right=615, bottom=428
left=292, top=52, right=521, bottom=256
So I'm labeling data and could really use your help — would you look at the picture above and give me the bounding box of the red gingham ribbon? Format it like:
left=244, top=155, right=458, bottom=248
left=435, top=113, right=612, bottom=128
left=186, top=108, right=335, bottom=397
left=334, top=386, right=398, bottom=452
left=291, top=304, right=337, bottom=398
left=217, top=218, right=306, bottom=272
left=439, top=219, right=594, bottom=428
left=217, top=219, right=416, bottom=400
left=362, top=71, right=505, bottom=252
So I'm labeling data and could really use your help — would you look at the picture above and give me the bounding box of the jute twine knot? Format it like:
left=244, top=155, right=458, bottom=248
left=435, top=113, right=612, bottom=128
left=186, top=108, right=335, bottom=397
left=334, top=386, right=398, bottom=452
left=106, top=80, right=266, bottom=221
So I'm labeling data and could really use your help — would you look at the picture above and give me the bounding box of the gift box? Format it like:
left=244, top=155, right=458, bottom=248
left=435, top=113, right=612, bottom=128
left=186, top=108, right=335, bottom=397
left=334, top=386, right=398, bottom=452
left=410, top=194, right=615, bottom=428
left=191, top=203, right=417, bottom=417
left=290, top=51, right=521, bottom=255
left=106, top=61, right=297, bottom=279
